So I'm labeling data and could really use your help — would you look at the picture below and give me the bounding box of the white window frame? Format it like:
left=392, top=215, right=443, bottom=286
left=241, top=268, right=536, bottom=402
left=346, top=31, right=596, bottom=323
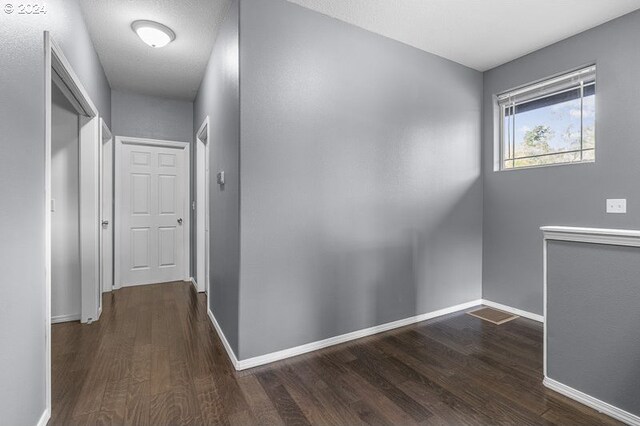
left=497, top=65, right=596, bottom=171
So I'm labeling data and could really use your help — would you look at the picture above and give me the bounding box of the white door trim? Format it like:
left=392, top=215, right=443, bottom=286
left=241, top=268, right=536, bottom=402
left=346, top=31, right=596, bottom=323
left=45, top=31, right=101, bottom=426
left=114, top=136, right=191, bottom=289
left=100, top=118, right=113, bottom=141
left=195, top=117, right=210, bottom=294
left=100, top=118, right=113, bottom=299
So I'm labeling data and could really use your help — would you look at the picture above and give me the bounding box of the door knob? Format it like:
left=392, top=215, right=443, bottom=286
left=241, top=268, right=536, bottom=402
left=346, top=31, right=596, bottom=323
left=102, top=220, right=109, bottom=226
left=177, top=218, right=183, bottom=225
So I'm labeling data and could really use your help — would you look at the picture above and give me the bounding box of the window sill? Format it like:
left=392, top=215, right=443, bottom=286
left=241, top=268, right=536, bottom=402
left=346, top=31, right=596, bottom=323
left=495, top=158, right=595, bottom=173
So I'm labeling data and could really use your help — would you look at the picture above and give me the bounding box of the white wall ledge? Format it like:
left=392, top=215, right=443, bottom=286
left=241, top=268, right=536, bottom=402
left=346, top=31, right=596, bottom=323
left=542, top=226, right=640, bottom=425
left=541, top=226, right=640, bottom=247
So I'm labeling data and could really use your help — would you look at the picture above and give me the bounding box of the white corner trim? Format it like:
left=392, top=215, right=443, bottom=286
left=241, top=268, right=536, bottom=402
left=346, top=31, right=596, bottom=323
left=480, top=299, right=544, bottom=323
left=544, top=377, right=640, bottom=426
left=36, top=408, right=51, bottom=426
left=207, top=308, right=240, bottom=369
left=541, top=226, right=640, bottom=247
left=190, top=277, right=198, bottom=291
left=216, top=299, right=482, bottom=371
left=51, top=313, right=81, bottom=324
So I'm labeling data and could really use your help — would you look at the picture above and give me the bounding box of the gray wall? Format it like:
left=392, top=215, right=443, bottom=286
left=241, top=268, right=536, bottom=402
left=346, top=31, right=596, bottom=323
left=51, top=84, right=81, bottom=320
left=482, top=10, right=640, bottom=315
left=193, top=0, right=241, bottom=354
left=0, top=0, right=111, bottom=423
left=238, top=0, right=483, bottom=360
left=547, top=240, right=640, bottom=416
left=111, top=90, right=193, bottom=142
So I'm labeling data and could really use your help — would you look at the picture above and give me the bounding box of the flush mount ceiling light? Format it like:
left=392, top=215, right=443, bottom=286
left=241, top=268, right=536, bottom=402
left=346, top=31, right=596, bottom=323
left=131, top=20, right=175, bottom=48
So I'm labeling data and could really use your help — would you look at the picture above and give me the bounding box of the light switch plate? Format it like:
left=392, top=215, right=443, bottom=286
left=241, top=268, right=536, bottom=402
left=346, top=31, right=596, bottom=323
left=606, top=199, right=626, bottom=214
left=217, top=171, right=225, bottom=185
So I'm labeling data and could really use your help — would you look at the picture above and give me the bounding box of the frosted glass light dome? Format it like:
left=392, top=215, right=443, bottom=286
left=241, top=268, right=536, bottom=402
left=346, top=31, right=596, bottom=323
left=131, top=20, right=175, bottom=48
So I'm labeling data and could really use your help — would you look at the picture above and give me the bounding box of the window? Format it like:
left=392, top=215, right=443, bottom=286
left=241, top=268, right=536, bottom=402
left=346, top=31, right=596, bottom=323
left=498, top=65, right=596, bottom=170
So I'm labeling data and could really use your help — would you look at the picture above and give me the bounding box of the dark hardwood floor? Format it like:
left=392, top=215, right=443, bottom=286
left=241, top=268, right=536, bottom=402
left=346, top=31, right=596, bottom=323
left=51, top=281, right=619, bottom=425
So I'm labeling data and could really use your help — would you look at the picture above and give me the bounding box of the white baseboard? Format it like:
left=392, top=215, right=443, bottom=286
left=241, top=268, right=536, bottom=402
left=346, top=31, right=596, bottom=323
left=207, top=308, right=240, bottom=369
left=51, top=313, right=81, bottom=324
left=36, top=408, right=51, bottom=426
left=544, top=377, right=640, bottom=426
left=481, top=299, right=544, bottom=323
left=207, top=299, right=483, bottom=371
left=190, top=277, right=206, bottom=293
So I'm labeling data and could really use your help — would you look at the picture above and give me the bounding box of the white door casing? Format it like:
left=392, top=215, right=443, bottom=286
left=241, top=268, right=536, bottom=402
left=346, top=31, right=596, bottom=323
left=196, top=117, right=210, bottom=294
left=100, top=119, right=113, bottom=297
left=79, top=115, right=101, bottom=324
left=115, top=137, right=190, bottom=288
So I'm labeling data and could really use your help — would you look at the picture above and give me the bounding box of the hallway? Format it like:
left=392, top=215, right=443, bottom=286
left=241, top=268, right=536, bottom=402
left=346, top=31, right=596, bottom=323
left=51, top=282, right=229, bottom=425
left=51, top=282, right=617, bottom=425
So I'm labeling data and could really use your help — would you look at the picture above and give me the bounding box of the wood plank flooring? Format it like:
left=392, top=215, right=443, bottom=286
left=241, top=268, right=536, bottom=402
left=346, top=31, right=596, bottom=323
left=51, top=282, right=620, bottom=425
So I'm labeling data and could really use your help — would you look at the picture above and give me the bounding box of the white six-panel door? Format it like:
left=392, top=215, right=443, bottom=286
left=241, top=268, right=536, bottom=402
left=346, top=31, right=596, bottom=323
left=117, top=138, right=189, bottom=287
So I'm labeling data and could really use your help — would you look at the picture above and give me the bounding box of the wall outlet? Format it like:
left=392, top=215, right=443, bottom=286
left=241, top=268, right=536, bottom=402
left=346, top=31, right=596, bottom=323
left=606, top=199, right=627, bottom=214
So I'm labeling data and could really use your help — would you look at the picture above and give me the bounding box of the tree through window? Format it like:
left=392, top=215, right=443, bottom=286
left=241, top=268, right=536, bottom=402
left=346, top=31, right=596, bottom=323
left=498, top=65, right=596, bottom=170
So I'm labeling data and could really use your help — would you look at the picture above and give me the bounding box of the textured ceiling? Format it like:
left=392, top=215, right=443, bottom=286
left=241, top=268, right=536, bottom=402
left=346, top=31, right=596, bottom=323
left=80, top=0, right=231, bottom=100
left=80, top=0, right=640, bottom=100
left=287, top=0, right=640, bottom=71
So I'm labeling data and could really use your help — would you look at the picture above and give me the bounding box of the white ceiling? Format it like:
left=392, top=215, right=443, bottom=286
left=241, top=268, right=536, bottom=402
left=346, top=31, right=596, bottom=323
left=80, top=0, right=230, bottom=100
left=288, top=0, right=640, bottom=71
left=80, top=0, right=640, bottom=101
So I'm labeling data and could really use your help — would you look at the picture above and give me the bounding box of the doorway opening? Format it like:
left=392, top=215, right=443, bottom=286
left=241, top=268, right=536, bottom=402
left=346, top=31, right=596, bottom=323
left=45, top=32, right=102, bottom=420
left=50, top=81, right=82, bottom=325
left=195, top=117, right=210, bottom=294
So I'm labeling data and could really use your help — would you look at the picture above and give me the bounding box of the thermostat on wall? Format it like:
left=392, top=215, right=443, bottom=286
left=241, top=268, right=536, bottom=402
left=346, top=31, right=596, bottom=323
left=217, top=171, right=225, bottom=185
